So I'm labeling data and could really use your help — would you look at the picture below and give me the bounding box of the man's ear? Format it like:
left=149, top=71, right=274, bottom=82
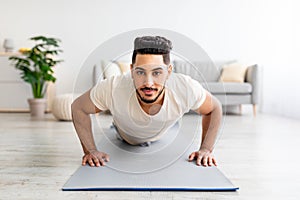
left=167, top=65, right=173, bottom=77
left=130, top=64, right=134, bottom=78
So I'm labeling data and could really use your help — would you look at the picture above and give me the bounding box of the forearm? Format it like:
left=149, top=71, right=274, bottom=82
left=200, top=102, right=222, bottom=152
left=72, top=106, right=97, bottom=154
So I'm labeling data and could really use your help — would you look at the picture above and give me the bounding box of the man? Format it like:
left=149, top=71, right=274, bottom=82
left=71, top=36, right=222, bottom=168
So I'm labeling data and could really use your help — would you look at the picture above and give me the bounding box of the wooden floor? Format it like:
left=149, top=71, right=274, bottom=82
left=0, top=112, right=300, bottom=199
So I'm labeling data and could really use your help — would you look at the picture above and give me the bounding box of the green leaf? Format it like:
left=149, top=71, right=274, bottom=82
left=9, top=35, right=63, bottom=98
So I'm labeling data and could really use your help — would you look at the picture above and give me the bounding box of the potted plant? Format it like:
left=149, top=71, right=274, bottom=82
left=9, top=36, right=63, bottom=118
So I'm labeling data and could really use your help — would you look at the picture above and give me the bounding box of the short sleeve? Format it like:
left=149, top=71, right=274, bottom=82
left=188, top=78, right=207, bottom=110
left=90, top=79, right=112, bottom=111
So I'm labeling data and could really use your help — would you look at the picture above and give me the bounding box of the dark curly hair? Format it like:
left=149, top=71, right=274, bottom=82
left=132, top=36, right=173, bottom=65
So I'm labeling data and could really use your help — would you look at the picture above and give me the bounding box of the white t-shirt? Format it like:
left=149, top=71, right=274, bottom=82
left=90, top=72, right=206, bottom=145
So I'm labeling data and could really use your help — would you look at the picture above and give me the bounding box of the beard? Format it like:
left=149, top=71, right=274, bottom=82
left=136, top=86, right=165, bottom=104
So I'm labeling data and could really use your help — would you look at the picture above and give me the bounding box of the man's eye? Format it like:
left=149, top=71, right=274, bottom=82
left=136, top=71, right=145, bottom=75
left=153, top=71, right=161, bottom=76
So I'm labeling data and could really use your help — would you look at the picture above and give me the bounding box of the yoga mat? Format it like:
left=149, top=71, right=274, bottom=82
left=63, top=116, right=238, bottom=191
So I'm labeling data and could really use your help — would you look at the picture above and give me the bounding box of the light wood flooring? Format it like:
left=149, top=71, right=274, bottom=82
left=0, top=112, right=299, bottom=200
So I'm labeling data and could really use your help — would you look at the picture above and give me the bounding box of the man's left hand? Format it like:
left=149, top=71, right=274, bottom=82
left=188, top=149, right=217, bottom=167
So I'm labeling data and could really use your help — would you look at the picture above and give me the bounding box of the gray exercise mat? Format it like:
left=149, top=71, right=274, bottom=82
left=63, top=116, right=238, bottom=191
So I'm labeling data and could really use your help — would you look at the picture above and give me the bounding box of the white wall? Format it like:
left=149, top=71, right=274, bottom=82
left=1, top=0, right=300, bottom=119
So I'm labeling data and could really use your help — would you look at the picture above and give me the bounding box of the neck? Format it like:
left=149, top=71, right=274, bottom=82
left=137, top=90, right=165, bottom=115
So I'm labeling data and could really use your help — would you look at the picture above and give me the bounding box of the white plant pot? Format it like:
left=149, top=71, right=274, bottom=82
left=27, top=98, right=47, bottom=119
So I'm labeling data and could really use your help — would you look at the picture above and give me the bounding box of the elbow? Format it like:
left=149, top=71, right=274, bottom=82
left=203, top=96, right=222, bottom=117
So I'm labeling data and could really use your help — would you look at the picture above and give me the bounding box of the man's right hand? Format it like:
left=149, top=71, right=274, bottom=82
left=82, top=150, right=110, bottom=167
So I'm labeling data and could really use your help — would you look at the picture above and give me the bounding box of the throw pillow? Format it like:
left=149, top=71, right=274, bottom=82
left=219, top=63, right=247, bottom=83
left=117, top=62, right=131, bottom=74
left=101, top=60, right=122, bottom=79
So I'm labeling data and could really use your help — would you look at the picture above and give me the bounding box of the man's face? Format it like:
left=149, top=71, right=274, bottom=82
left=131, top=54, right=172, bottom=104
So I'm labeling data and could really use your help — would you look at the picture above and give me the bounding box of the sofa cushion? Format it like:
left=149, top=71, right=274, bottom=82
left=116, top=62, right=131, bottom=74
left=219, top=63, right=247, bottom=83
left=101, top=60, right=122, bottom=79
left=202, top=82, right=252, bottom=94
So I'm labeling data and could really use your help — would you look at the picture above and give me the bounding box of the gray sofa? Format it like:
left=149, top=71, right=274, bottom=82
left=173, top=60, right=260, bottom=115
left=93, top=60, right=260, bottom=115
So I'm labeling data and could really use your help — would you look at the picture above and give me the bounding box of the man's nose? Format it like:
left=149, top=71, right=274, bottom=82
left=144, top=74, right=154, bottom=86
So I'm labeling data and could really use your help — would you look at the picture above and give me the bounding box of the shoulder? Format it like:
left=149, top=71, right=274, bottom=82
left=90, top=73, right=133, bottom=110
left=166, top=72, right=206, bottom=109
left=91, top=73, right=133, bottom=100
